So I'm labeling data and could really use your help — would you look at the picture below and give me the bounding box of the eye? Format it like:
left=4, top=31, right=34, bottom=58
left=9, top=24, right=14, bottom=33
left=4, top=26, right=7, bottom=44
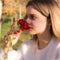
left=29, top=14, right=35, bottom=20
left=25, top=14, right=35, bottom=20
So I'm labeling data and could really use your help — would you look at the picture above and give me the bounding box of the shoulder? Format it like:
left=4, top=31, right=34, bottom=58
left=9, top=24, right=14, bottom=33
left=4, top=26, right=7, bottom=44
left=55, top=37, right=60, bottom=46
left=17, top=39, right=35, bottom=59
left=54, top=38, right=60, bottom=57
left=49, top=37, right=60, bottom=51
left=53, top=37, right=60, bottom=49
left=52, top=37, right=60, bottom=43
left=18, top=39, right=35, bottom=52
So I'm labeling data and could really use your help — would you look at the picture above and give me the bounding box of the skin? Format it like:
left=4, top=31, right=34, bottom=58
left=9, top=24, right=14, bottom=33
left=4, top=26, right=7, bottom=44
left=26, top=6, right=48, bottom=35
left=26, top=6, right=52, bottom=49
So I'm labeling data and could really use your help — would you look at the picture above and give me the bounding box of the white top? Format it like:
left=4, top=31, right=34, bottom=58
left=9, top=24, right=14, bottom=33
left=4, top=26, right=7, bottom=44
left=0, top=37, right=60, bottom=60
left=17, top=37, right=60, bottom=60
left=0, top=49, right=19, bottom=60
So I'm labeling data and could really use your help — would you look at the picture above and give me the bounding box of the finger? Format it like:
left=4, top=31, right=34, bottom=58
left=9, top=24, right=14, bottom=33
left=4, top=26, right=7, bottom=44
left=13, top=30, right=20, bottom=34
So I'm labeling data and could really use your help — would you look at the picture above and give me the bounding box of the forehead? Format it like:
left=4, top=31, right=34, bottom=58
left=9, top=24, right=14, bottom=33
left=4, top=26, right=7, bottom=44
left=26, top=6, right=46, bottom=18
left=26, top=6, right=40, bottom=15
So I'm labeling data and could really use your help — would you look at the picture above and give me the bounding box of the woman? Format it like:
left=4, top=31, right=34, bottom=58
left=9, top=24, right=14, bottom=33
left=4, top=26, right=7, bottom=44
left=17, top=0, right=60, bottom=60
left=1, top=0, right=60, bottom=60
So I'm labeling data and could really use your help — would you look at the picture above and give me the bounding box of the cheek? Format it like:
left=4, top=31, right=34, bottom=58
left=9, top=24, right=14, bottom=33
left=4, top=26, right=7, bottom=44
left=39, top=23, right=47, bottom=32
left=33, top=20, right=47, bottom=33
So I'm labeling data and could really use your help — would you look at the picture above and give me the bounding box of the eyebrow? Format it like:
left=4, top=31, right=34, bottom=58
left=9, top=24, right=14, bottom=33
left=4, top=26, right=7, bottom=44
left=27, top=13, right=36, bottom=17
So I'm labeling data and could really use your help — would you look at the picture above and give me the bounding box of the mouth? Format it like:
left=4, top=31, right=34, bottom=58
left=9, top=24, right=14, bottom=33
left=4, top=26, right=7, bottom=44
left=28, top=25, right=33, bottom=29
left=29, top=27, right=33, bottom=31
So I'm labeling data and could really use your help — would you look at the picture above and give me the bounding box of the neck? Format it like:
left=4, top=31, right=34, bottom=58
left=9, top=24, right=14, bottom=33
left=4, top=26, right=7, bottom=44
left=37, top=30, right=52, bottom=49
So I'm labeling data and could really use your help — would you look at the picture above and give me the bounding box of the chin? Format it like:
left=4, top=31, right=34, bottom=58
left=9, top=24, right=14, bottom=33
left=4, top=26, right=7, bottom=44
left=29, top=30, right=43, bottom=35
left=29, top=31, right=37, bottom=35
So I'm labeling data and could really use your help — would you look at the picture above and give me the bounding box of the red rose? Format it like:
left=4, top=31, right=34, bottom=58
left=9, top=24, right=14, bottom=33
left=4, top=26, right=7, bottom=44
left=18, top=19, right=30, bottom=30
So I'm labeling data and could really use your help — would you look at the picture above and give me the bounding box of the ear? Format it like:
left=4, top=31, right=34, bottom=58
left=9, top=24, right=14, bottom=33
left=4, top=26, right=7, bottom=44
left=49, top=5, right=60, bottom=39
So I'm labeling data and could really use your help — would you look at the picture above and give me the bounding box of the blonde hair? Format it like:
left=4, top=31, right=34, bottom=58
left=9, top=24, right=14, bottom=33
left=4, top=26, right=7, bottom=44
left=26, top=0, right=60, bottom=39
left=49, top=4, right=60, bottom=39
left=57, top=0, right=60, bottom=8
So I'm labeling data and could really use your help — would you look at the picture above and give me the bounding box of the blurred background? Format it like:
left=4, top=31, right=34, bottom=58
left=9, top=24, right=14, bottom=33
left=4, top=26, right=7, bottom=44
left=0, top=0, right=31, bottom=49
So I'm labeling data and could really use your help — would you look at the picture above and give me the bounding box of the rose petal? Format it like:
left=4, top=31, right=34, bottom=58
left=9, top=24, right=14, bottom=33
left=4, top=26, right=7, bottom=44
left=18, top=19, right=30, bottom=30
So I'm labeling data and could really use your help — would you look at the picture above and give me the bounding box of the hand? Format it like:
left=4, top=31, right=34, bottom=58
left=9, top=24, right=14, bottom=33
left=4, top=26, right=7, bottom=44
left=8, top=30, right=22, bottom=46
left=4, top=29, right=22, bottom=47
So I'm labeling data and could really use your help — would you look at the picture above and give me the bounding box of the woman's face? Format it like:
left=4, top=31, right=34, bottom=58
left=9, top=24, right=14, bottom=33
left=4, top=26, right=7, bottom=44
left=26, top=6, right=48, bottom=35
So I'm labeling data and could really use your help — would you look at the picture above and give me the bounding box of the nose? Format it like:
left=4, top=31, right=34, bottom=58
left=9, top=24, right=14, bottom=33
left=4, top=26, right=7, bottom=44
left=26, top=18, right=32, bottom=24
